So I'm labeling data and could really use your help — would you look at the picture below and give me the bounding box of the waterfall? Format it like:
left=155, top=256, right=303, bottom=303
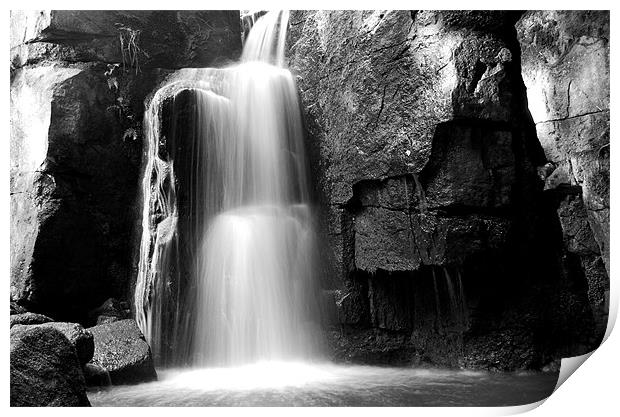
left=135, top=10, right=320, bottom=367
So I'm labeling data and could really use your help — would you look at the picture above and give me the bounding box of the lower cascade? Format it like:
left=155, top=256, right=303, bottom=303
left=134, top=10, right=320, bottom=367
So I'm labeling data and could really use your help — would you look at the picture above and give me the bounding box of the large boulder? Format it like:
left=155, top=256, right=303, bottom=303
left=10, top=312, right=53, bottom=327
left=88, top=319, right=157, bottom=385
left=37, top=322, right=95, bottom=365
left=10, top=324, right=90, bottom=407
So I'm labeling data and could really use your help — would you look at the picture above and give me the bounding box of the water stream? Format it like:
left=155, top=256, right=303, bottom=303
left=134, top=10, right=319, bottom=367
left=117, top=11, right=560, bottom=407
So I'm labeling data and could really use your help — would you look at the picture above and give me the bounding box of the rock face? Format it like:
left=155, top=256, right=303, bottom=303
left=10, top=324, right=90, bottom=407
left=10, top=312, right=54, bottom=327
left=88, top=319, right=157, bottom=384
left=10, top=11, right=241, bottom=70
left=10, top=11, right=242, bottom=322
left=289, top=10, right=602, bottom=369
left=37, top=322, right=95, bottom=365
left=517, top=11, right=610, bottom=339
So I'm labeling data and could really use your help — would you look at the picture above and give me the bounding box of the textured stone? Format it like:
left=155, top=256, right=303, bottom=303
left=289, top=10, right=522, bottom=206
left=517, top=11, right=609, bottom=338
left=88, top=319, right=157, bottom=385
left=10, top=63, right=143, bottom=320
left=10, top=312, right=54, bottom=327
left=290, top=10, right=598, bottom=371
left=11, top=11, right=241, bottom=69
left=517, top=10, right=609, bottom=273
left=10, top=324, right=90, bottom=406
left=37, top=322, right=95, bottom=365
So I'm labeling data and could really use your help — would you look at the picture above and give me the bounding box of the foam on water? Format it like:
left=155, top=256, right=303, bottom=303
left=88, top=364, right=559, bottom=407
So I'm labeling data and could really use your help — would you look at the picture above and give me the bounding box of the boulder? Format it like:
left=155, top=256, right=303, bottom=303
left=10, top=312, right=53, bottom=327
left=36, top=322, right=94, bottom=365
left=10, top=324, right=90, bottom=406
left=88, top=319, right=157, bottom=385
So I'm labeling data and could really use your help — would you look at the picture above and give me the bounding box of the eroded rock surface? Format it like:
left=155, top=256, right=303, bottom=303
left=36, top=322, right=95, bottom=365
left=517, top=10, right=609, bottom=339
left=10, top=324, right=90, bottom=406
left=289, top=10, right=600, bottom=369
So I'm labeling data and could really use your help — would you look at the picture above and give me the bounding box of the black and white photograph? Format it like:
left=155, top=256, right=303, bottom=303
left=7, top=4, right=614, bottom=409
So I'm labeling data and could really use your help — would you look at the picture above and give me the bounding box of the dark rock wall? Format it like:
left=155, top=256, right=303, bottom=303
left=516, top=10, right=610, bottom=340
left=10, top=11, right=242, bottom=322
left=289, top=10, right=605, bottom=369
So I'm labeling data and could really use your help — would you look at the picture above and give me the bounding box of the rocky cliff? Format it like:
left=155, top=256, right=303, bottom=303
left=288, top=10, right=607, bottom=369
left=10, top=11, right=241, bottom=322
left=517, top=10, right=610, bottom=341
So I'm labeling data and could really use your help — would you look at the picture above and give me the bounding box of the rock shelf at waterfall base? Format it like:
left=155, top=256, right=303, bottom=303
left=9, top=10, right=609, bottom=407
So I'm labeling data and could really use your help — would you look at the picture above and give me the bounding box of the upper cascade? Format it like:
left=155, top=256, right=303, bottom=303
left=241, top=10, right=290, bottom=66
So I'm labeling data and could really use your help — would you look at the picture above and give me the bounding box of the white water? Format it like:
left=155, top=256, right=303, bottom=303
left=135, top=10, right=319, bottom=367
left=89, top=363, right=559, bottom=407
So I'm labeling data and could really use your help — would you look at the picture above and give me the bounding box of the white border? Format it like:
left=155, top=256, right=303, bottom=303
left=4, top=2, right=618, bottom=415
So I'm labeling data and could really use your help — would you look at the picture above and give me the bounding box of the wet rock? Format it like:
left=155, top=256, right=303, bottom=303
left=10, top=324, right=90, bottom=406
left=334, top=279, right=370, bottom=326
left=354, top=207, right=510, bottom=273
left=325, top=328, right=416, bottom=365
left=10, top=312, right=53, bottom=327
left=36, top=322, right=95, bottom=365
left=88, top=319, right=157, bottom=385
left=83, top=362, right=111, bottom=387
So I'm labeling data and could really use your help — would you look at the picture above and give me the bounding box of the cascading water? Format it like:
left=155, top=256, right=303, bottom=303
left=86, top=10, right=562, bottom=407
left=134, top=10, right=320, bottom=367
